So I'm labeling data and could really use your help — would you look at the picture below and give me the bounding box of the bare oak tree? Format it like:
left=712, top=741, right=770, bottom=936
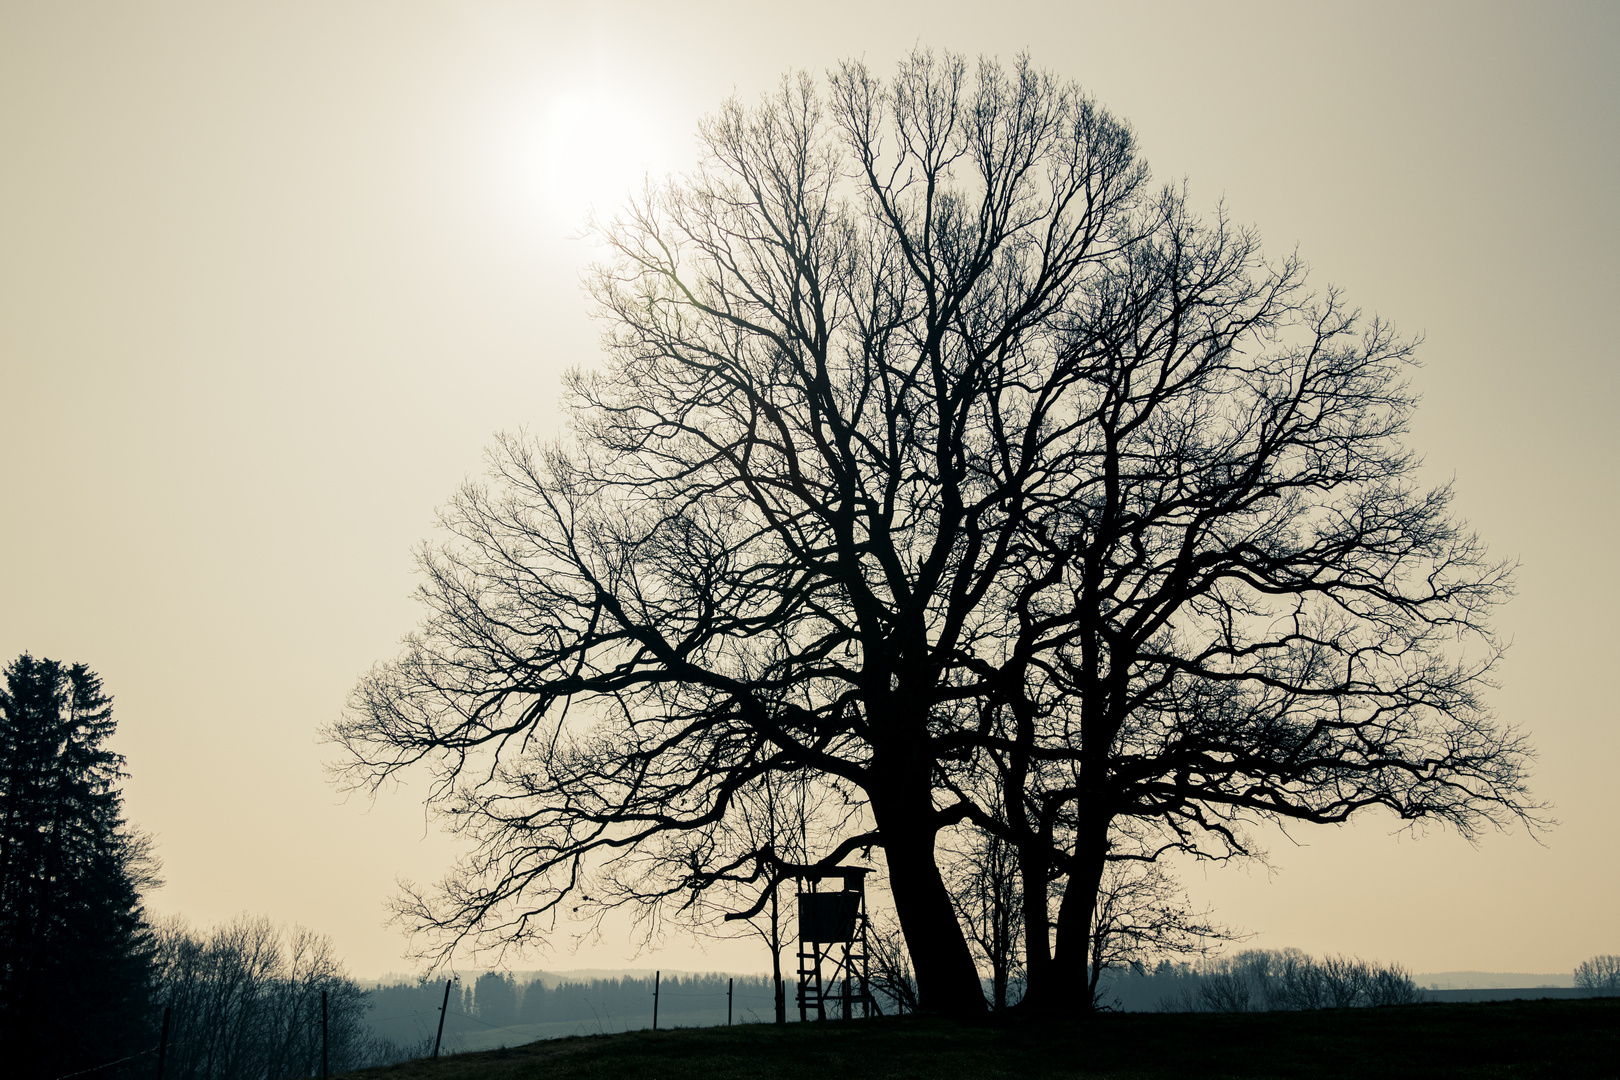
left=330, top=49, right=1538, bottom=1017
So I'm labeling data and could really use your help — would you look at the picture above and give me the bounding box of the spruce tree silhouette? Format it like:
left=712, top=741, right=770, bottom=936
left=0, top=655, right=157, bottom=1080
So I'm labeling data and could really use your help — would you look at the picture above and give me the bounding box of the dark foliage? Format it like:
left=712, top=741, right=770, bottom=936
left=471, top=972, right=518, bottom=1028
left=0, top=655, right=157, bottom=1080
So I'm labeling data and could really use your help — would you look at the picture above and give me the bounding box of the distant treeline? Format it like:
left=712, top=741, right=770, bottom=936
left=367, top=972, right=783, bottom=1049
left=368, top=952, right=1429, bottom=1045
left=1097, top=949, right=1425, bottom=1013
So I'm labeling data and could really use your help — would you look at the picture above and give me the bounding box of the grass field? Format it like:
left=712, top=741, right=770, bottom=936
left=343, top=998, right=1620, bottom=1079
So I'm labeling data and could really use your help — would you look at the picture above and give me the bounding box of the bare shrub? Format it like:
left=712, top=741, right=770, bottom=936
left=1196, top=950, right=1273, bottom=1012
left=866, top=914, right=919, bottom=1016
left=1273, top=948, right=1330, bottom=1011
left=1366, top=963, right=1425, bottom=1006
left=1575, top=955, right=1620, bottom=995
left=1162, top=948, right=1423, bottom=1012
left=1319, top=954, right=1372, bottom=1008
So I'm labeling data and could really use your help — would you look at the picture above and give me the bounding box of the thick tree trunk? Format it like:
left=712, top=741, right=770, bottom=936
left=991, top=886, right=1010, bottom=1009
left=1049, top=816, right=1110, bottom=1012
left=1001, top=693, right=1052, bottom=1011
left=868, top=782, right=986, bottom=1018
left=1015, top=840, right=1054, bottom=1008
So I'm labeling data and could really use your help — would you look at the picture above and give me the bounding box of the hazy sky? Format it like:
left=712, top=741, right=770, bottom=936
left=3, top=1, right=1616, bottom=980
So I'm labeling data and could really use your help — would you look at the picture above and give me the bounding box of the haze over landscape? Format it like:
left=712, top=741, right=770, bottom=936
left=2, top=0, right=1616, bottom=987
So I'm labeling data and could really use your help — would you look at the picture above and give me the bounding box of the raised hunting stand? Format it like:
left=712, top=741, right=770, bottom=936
left=796, top=866, right=880, bottom=1020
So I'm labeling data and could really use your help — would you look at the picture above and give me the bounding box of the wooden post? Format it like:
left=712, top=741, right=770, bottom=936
left=727, top=977, right=733, bottom=1026
left=812, top=940, right=825, bottom=1021
left=652, top=970, right=660, bottom=1031
left=155, top=1005, right=170, bottom=1080
left=432, top=978, right=453, bottom=1061
left=321, top=989, right=329, bottom=1079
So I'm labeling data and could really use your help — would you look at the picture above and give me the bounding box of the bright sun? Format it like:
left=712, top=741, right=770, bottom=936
left=497, top=89, right=667, bottom=230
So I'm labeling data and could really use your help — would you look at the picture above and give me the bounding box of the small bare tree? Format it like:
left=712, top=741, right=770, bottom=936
left=1318, top=954, right=1373, bottom=1009
left=1086, top=862, right=1235, bottom=1008
left=1364, top=963, right=1424, bottom=1007
left=944, top=826, right=1024, bottom=1008
left=1575, top=955, right=1620, bottom=995
left=667, top=771, right=838, bottom=1024
left=865, top=910, right=918, bottom=1016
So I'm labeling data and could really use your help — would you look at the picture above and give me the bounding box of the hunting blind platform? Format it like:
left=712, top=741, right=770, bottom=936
left=795, top=866, right=880, bottom=1020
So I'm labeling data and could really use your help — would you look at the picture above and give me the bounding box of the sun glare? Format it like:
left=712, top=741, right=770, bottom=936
left=495, top=88, right=667, bottom=232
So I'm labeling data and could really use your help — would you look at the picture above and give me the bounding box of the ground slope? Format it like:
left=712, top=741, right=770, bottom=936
left=342, top=998, right=1619, bottom=1080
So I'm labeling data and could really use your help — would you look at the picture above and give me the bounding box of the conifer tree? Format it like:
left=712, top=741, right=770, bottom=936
left=0, top=655, right=157, bottom=1080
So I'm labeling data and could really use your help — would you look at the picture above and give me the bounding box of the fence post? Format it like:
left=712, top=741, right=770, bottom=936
left=433, top=978, right=453, bottom=1061
left=321, top=988, right=329, bottom=1080
left=728, top=977, right=733, bottom=1026
left=155, top=1005, right=170, bottom=1080
left=653, top=971, right=660, bottom=1031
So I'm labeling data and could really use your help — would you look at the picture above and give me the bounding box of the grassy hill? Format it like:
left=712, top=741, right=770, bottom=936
left=341, top=998, right=1619, bottom=1080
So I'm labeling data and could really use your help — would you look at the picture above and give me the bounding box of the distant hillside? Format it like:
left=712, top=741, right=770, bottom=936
left=363, top=970, right=784, bottom=1054
left=1415, top=971, right=1574, bottom=989
left=364, top=967, right=767, bottom=990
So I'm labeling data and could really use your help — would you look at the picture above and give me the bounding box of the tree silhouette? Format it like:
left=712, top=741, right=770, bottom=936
left=0, top=655, right=158, bottom=1079
left=1575, top=955, right=1620, bottom=995
left=332, top=49, right=1539, bottom=1016
left=943, top=827, right=1023, bottom=1009
left=150, top=915, right=382, bottom=1080
left=657, top=771, right=835, bottom=1023
left=1084, top=862, right=1232, bottom=1009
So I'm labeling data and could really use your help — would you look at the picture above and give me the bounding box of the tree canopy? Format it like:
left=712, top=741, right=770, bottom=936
left=332, top=50, right=1538, bottom=1016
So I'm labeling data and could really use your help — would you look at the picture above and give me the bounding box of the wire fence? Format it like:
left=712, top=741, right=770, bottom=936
left=366, top=971, right=818, bottom=1055
left=47, top=1043, right=161, bottom=1080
